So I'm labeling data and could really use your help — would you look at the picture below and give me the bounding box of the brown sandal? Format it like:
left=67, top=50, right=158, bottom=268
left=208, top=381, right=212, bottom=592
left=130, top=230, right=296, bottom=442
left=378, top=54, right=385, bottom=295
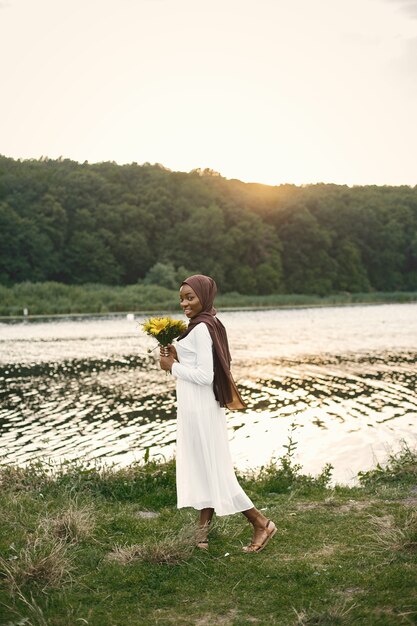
left=243, top=519, right=277, bottom=553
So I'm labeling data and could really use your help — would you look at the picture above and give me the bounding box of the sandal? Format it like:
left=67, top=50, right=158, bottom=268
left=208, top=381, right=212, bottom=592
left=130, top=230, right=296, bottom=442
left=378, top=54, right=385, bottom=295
left=196, top=520, right=210, bottom=550
left=243, top=519, right=277, bottom=553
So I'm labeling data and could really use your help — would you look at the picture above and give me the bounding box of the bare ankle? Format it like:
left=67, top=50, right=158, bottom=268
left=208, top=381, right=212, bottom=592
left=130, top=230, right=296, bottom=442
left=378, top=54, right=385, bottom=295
left=253, top=513, right=268, bottom=528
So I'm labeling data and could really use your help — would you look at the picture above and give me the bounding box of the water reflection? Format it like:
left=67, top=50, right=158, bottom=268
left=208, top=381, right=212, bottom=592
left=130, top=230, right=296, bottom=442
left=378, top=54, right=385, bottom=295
left=1, top=305, right=417, bottom=483
left=0, top=354, right=178, bottom=466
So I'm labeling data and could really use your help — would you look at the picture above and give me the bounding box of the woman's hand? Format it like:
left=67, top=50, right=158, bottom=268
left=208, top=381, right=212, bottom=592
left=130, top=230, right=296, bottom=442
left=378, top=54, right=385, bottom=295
left=159, top=344, right=177, bottom=373
left=167, top=344, right=178, bottom=360
left=160, top=354, right=175, bottom=372
left=159, top=344, right=178, bottom=360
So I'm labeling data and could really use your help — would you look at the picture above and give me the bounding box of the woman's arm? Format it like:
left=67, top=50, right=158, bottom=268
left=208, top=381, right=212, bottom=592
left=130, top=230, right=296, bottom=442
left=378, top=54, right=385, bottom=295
left=171, top=323, right=214, bottom=385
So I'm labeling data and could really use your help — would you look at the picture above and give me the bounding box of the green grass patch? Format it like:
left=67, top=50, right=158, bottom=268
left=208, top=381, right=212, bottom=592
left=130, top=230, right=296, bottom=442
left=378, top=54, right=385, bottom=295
left=1, top=281, right=417, bottom=317
left=358, top=441, right=417, bottom=490
left=1, top=444, right=417, bottom=625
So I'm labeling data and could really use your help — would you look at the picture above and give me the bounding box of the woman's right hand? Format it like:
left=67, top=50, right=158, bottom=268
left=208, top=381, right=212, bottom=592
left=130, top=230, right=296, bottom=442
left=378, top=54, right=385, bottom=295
left=160, top=344, right=178, bottom=361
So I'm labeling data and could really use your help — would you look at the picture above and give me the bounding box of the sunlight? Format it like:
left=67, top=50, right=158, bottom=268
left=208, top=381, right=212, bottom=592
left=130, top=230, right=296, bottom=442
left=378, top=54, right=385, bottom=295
left=0, top=0, right=416, bottom=185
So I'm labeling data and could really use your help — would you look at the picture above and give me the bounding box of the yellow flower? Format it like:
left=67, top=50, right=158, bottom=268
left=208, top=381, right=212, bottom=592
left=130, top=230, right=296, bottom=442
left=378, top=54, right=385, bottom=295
left=150, top=317, right=170, bottom=334
left=141, top=316, right=187, bottom=346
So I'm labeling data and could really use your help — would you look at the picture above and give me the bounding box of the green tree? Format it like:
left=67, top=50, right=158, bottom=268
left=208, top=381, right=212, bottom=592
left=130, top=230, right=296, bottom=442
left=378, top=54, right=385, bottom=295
left=279, top=208, right=337, bottom=295
left=143, top=262, right=177, bottom=290
left=255, top=262, right=283, bottom=295
left=62, top=231, right=121, bottom=284
left=332, top=240, right=370, bottom=292
left=1, top=155, right=416, bottom=295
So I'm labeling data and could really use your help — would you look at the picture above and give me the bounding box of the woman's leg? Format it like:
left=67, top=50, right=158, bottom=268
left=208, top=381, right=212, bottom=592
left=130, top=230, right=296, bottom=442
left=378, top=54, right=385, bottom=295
left=196, top=508, right=214, bottom=549
left=242, top=507, right=276, bottom=552
left=198, top=507, right=214, bottom=539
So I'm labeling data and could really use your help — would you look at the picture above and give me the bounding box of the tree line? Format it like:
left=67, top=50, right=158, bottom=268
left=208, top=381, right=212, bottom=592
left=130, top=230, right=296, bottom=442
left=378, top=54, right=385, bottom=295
left=0, top=155, right=416, bottom=295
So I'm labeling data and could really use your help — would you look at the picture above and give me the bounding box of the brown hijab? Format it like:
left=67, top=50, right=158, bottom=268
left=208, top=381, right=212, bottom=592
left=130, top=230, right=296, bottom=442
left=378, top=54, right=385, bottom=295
left=177, top=274, right=246, bottom=410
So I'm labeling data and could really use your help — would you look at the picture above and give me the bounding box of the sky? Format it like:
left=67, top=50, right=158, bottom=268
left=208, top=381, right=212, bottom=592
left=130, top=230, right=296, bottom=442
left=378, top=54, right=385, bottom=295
left=1, top=0, right=417, bottom=187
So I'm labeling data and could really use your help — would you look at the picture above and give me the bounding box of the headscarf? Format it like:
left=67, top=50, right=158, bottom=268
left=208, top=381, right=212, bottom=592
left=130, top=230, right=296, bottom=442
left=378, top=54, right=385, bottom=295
left=177, top=274, right=246, bottom=410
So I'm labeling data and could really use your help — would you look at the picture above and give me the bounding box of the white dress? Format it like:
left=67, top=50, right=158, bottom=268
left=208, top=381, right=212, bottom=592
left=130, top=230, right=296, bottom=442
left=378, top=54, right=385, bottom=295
left=171, top=322, right=254, bottom=516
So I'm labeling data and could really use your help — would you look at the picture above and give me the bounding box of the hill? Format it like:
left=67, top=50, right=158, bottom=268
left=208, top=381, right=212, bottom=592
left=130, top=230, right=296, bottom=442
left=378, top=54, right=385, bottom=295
left=1, top=156, right=416, bottom=295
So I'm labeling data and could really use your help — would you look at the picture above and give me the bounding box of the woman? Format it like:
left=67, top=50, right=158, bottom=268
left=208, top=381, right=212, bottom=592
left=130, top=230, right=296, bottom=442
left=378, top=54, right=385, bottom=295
left=159, top=274, right=276, bottom=553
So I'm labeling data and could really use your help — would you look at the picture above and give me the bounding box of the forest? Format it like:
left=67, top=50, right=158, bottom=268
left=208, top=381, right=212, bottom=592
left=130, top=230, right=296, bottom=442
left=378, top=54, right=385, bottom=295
left=1, top=155, right=416, bottom=295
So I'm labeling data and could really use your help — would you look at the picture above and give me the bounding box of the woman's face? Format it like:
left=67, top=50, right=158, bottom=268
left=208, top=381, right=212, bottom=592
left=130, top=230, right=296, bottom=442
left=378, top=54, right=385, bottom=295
left=179, top=284, right=203, bottom=319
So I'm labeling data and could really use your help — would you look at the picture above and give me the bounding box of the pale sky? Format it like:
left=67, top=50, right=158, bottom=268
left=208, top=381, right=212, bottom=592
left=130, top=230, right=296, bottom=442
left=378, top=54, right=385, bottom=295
left=1, top=0, right=417, bottom=186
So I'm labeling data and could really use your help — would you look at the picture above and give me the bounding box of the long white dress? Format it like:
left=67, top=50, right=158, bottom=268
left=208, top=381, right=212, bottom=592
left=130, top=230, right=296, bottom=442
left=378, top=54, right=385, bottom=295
left=171, top=322, right=254, bottom=516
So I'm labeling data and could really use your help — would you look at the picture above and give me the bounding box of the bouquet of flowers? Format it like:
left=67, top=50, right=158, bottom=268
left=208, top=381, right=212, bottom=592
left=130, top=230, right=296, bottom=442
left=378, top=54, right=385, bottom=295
left=141, top=316, right=187, bottom=355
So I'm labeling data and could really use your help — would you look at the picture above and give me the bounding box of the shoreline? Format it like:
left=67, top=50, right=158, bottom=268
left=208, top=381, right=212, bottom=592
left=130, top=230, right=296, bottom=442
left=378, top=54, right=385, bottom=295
left=1, top=294, right=417, bottom=322
left=0, top=437, right=413, bottom=488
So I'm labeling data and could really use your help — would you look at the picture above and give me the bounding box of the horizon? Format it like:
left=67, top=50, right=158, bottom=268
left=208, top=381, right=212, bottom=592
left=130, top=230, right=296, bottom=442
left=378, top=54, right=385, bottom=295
left=1, top=0, right=417, bottom=188
left=3, top=152, right=417, bottom=189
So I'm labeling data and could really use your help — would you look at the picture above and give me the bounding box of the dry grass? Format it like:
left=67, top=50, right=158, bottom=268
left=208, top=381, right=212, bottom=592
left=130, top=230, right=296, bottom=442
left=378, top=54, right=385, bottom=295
left=294, top=498, right=375, bottom=513
left=306, top=543, right=340, bottom=561
left=107, top=522, right=199, bottom=565
left=195, top=608, right=260, bottom=625
left=106, top=543, right=144, bottom=565
left=367, top=511, right=417, bottom=555
left=0, top=499, right=92, bottom=602
left=134, top=607, right=260, bottom=626
left=0, top=536, right=72, bottom=593
left=41, top=502, right=96, bottom=543
left=293, top=600, right=357, bottom=625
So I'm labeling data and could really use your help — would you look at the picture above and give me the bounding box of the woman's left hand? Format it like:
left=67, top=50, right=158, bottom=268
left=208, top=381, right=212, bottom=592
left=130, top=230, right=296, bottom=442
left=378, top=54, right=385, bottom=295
left=160, top=355, right=175, bottom=372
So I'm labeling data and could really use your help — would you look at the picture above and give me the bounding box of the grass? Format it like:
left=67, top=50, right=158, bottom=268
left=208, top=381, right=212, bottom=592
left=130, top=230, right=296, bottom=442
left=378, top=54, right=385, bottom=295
left=0, top=444, right=417, bottom=625
left=1, top=536, right=72, bottom=593
left=106, top=521, right=198, bottom=566
left=1, top=281, right=417, bottom=317
left=366, top=511, right=417, bottom=557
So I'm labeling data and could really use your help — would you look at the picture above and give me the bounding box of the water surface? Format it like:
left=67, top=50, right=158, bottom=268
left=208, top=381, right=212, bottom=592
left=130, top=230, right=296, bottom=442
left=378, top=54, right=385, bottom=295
left=1, top=303, right=416, bottom=484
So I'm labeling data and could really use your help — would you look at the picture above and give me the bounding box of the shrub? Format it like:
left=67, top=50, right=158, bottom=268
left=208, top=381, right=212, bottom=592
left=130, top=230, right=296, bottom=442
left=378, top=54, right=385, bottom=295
left=358, top=442, right=417, bottom=488
left=241, top=423, right=333, bottom=495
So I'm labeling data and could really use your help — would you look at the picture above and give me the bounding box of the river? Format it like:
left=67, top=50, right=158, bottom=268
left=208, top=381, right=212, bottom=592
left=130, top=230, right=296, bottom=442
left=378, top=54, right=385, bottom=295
left=1, top=303, right=416, bottom=484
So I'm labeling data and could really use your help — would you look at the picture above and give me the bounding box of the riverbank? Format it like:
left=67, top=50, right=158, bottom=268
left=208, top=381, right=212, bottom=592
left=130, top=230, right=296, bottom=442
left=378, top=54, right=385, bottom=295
left=1, top=281, right=417, bottom=318
left=1, top=444, right=416, bottom=625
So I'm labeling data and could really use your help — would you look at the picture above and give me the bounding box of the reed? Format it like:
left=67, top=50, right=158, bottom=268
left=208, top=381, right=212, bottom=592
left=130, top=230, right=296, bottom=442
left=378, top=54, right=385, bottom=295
left=1, top=281, right=417, bottom=317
